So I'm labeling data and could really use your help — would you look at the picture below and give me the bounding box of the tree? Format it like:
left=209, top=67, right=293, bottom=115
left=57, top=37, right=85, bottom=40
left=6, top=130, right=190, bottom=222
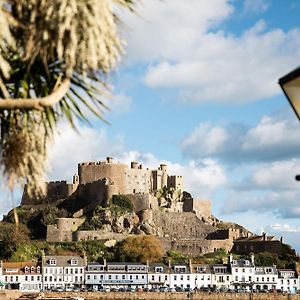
left=115, top=236, right=164, bottom=263
left=0, top=0, right=135, bottom=228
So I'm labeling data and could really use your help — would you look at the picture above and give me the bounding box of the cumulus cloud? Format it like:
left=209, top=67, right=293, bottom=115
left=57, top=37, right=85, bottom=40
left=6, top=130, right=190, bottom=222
left=48, top=124, right=125, bottom=181
left=120, top=0, right=300, bottom=103
left=109, top=93, right=132, bottom=115
left=237, top=159, right=300, bottom=191
left=243, top=0, right=270, bottom=13
left=270, top=223, right=300, bottom=233
left=121, top=0, right=234, bottom=63
left=181, top=112, right=300, bottom=163
left=222, top=189, right=300, bottom=219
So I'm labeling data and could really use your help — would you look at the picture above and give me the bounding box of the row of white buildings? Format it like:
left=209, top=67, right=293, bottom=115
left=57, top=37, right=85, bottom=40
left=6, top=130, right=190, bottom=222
left=0, top=254, right=298, bottom=293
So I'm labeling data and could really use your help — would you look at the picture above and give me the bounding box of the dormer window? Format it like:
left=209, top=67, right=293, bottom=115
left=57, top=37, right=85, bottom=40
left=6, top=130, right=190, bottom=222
left=31, top=266, right=35, bottom=273
left=24, top=266, right=29, bottom=273
left=155, top=267, right=163, bottom=273
left=49, top=258, right=56, bottom=266
left=70, top=258, right=78, bottom=266
left=36, top=266, right=41, bottom=273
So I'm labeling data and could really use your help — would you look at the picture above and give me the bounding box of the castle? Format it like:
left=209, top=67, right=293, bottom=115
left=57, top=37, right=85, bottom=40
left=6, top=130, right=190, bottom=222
left=21, top=157, right=249, bottom=254
left=22, top=157, right=209, bottom=216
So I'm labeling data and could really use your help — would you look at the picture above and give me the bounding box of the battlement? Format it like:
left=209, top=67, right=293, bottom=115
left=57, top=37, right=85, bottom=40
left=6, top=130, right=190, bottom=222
left=48, top=180, right=67, bottom=184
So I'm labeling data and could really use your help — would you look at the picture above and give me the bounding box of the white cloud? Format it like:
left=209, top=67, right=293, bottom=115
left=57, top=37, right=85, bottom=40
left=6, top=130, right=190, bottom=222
left=222, top=189, right=300, bottom=219
left=121, top=0, right=234, bottom=63
left=182, top=123, right=228, bottom=157
left=243, top=0, right=270, bottom=13
left=181, top=112, right=300, bottom=163
left=109, top=93, right=132, bottom=115
left=48, top=124, right=125, bottom=181
left=243, top=159, right=300, bottom=190
left=270, top=223, right=300, bottom=233
left=120, top=0, right=300, bottom=103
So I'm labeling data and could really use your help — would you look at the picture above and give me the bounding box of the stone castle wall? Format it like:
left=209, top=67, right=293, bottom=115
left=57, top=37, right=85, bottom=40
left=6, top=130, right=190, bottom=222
left=165, top=238, right=234, bottom=255
left=21, top=181, right=76, bottom=205
left=46, top=218, right=84, bottom=242
left=152, top=211, right=216, bottom=240
left=78, top=160, right=127, bottom=192
left=183, top=198, right=211, bottom=219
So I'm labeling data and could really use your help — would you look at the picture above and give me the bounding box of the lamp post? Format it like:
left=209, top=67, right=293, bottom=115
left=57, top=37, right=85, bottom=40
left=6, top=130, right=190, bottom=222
left=279, top=66, right=300, bottom=181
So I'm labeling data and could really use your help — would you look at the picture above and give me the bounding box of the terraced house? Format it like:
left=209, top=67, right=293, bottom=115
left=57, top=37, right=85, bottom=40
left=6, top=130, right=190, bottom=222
left=0, top=254, right=299, bottom=293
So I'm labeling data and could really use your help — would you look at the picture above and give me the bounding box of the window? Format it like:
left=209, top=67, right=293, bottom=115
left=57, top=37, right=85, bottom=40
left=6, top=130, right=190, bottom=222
left=87, top=275, right=90, bottom=280
left=16, top=276, right=18, bottom=282
left=71, top=258, right=78, bottom=266
left=25, top=276, right=28, bottom=281
left=174, top=276, right=177, bottom=281
left=37, top=266, right=40, bottom=273
left=31, top=276, right=34, bottom=281
left=49, top=258, right=56, bottom=266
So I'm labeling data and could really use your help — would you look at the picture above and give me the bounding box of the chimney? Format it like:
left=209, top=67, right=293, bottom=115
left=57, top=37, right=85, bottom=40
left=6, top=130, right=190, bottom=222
left=168, top=259, right=172, bottom=269
left=131, top=162, right=139, bottom=169
left=106, top=157, right=113, bottom=164
left=262, top=232, right=266, bottom=241
left=103, top=258, right=107, bottom=267
left=280, top=236, right=283, bottom=243
left=250, top=254, right=255, bottom=265
left=228, top=254, right=233, bottom=264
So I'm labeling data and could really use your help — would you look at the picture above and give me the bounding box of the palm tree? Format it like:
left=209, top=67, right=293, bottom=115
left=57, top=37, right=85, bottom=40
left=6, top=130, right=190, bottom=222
left=0, top=0, right=135, bottom=229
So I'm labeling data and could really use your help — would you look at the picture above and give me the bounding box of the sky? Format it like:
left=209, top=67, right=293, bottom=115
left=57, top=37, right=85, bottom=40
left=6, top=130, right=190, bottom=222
left=2, top=0, right=300, bottom=252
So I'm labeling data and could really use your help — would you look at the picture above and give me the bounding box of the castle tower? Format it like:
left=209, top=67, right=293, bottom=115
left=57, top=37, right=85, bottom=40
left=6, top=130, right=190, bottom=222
left=160, top=164, right=168, bottom=188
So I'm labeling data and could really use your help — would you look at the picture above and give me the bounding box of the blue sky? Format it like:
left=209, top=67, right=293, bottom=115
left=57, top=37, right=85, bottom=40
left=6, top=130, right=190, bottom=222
left=2, top=0, right=300, bottom=252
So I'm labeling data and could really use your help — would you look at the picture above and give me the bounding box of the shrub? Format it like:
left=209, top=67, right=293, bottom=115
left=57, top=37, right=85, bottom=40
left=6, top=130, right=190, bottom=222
left=112, top=195, right=133, bottom=211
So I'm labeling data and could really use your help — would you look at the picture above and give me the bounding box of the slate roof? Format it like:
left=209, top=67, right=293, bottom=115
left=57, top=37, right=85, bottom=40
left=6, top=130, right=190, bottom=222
left=43, top=255, right=86, bottom=267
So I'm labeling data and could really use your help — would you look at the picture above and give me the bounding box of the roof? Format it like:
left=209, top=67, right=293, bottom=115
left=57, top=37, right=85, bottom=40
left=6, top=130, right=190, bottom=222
left=148, top=263, right=169, bottom=273
left=211, top=264, right=231, bottom=274
left=234, top=235, right=277, bottom=242
left=107, top=262, right=147, bottom=266
left=43, top=255, right=86, bottom=267
left=231, top=259, right=254, bottom=268
left=255, top=266, right=278, bottom=275
left=192, top=264, right=211, bottom=274
left=2, top=261, right=41, bottom=275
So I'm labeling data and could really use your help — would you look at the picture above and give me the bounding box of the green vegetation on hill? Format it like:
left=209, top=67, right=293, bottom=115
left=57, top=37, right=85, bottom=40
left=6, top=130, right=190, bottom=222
left=112, top=194, right=133, bottom=211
